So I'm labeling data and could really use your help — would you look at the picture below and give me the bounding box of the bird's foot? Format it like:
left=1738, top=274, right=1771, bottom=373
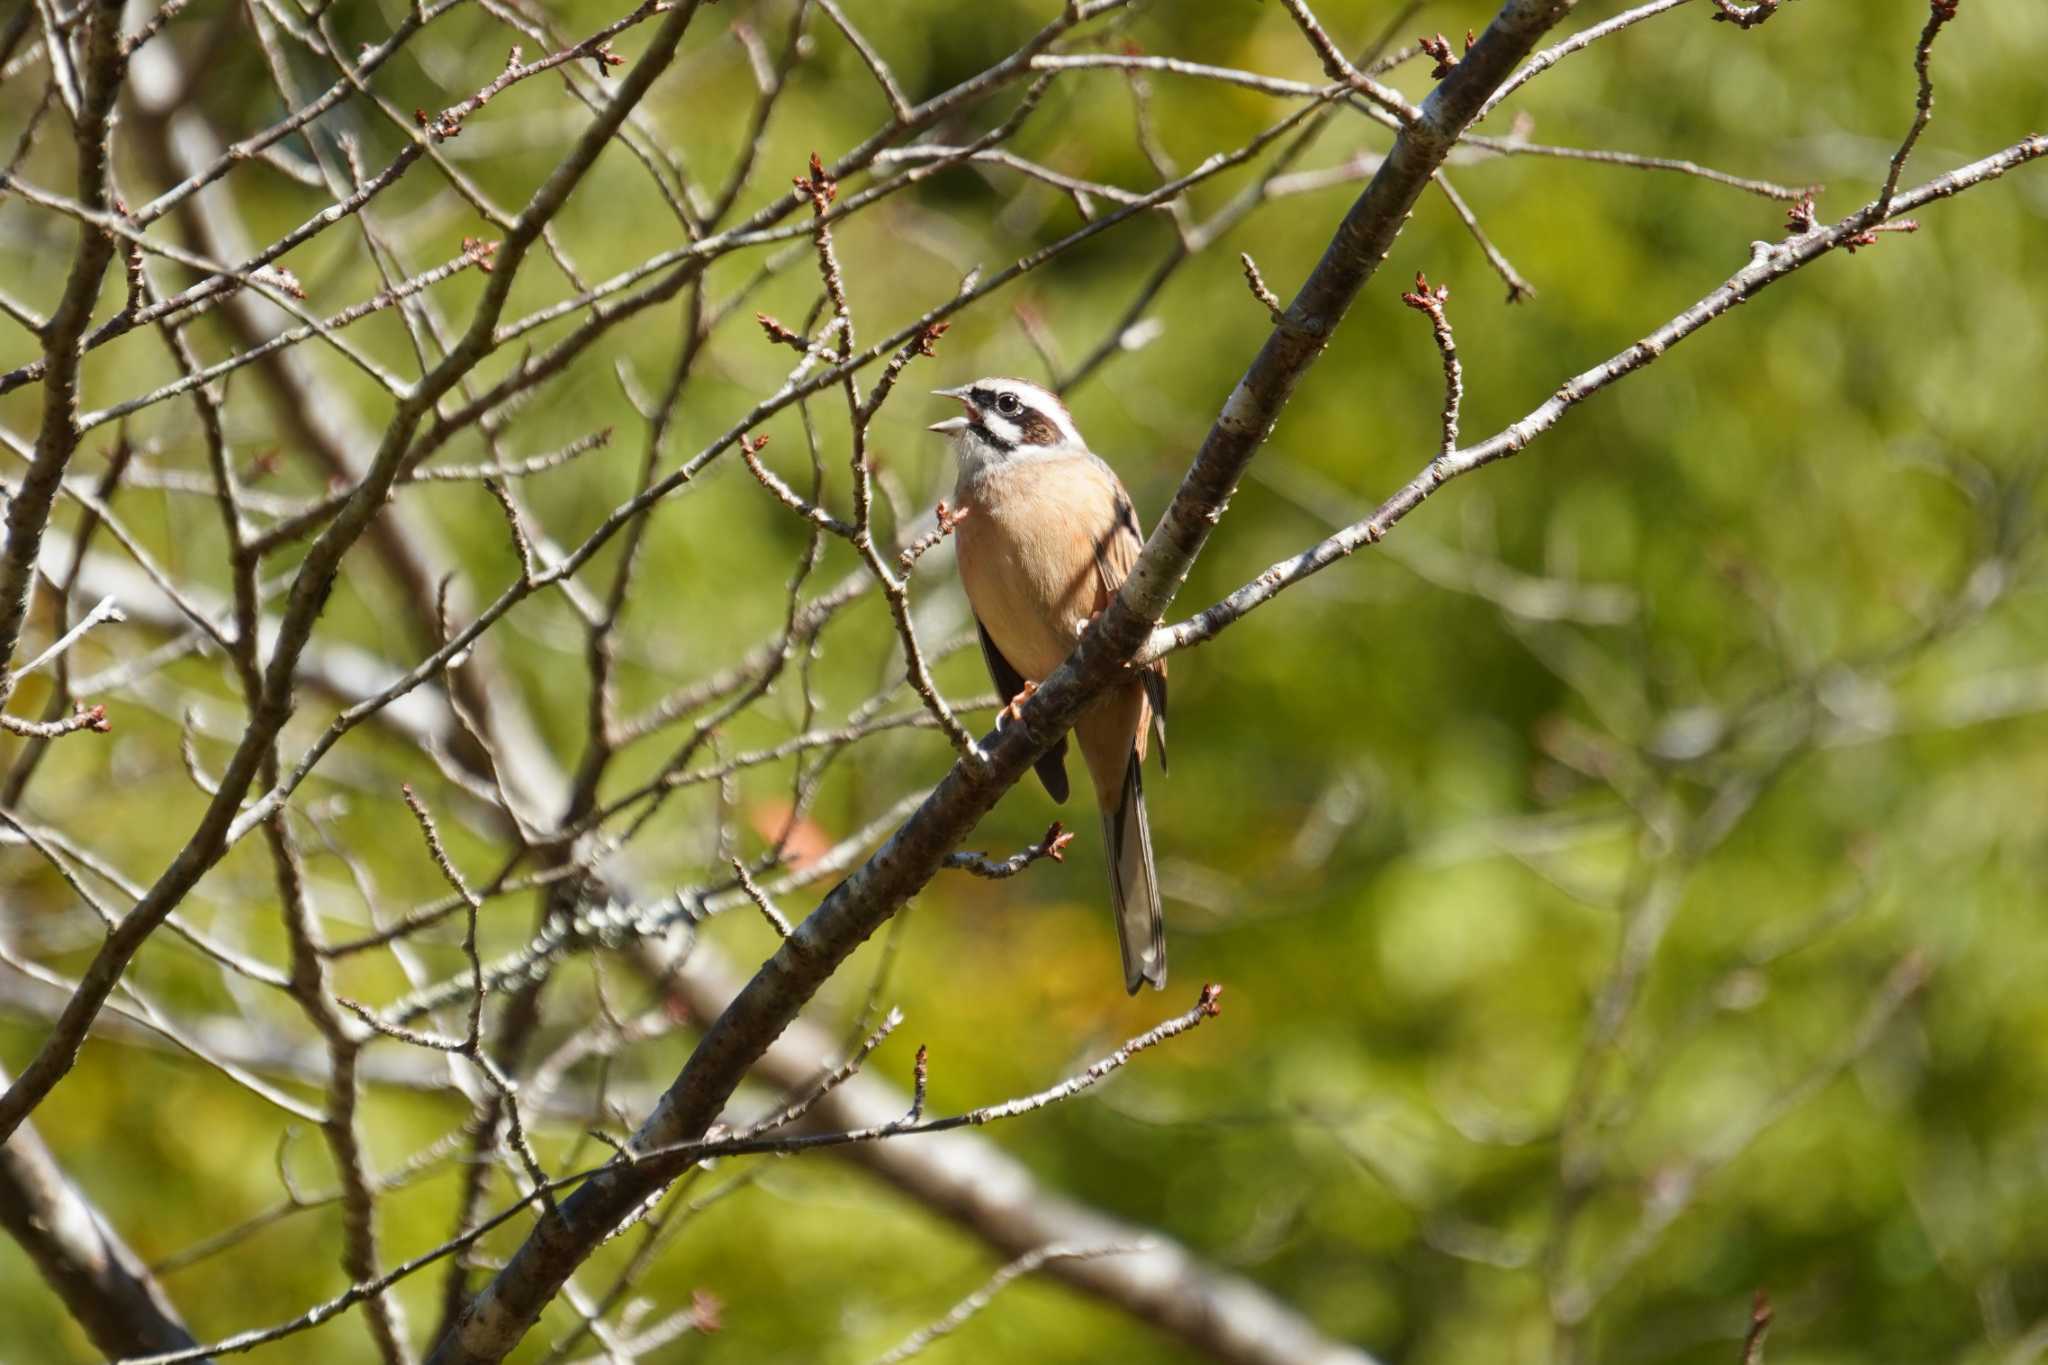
left=999, top=679, right=1039, bottom=727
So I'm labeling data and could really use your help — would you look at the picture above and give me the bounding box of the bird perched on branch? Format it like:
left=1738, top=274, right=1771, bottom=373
left=929, top=378, right=1168, bottom=993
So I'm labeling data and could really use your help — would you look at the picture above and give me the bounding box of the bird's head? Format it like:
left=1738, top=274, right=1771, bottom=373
left=929, top=378, right=1085, bottom=472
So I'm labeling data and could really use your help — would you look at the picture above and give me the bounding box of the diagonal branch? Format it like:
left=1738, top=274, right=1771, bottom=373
left=870, top=1244, right=1151, bottom=1365
left=0, top=1064, right=216, bottom=1363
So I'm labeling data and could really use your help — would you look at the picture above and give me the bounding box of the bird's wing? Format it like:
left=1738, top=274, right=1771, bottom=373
left=1088, top=469, right=1168, bottom=771
left=977, top=618, right=1070, bottom=803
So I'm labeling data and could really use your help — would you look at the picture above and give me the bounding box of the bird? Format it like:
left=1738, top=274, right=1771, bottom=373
left=928, top=377, right=1169, bottom=993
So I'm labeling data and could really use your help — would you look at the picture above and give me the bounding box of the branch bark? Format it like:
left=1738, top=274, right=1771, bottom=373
left=0, top=1065, right=216, bottom=1363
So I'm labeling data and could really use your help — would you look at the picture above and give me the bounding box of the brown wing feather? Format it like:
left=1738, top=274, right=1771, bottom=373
left=1074, top=462, right=1169, bottom=992
left=1089, top=482, right=1168, bottom=769
left=976, top=619, right=1069, bottom=803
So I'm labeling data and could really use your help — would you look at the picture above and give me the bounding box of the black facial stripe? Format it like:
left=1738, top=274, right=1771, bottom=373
left=967, top=419, right=1011, bottom=452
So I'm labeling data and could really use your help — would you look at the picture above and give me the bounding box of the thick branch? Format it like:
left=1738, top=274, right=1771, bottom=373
left=0, top=1065, right=215, bottom=1363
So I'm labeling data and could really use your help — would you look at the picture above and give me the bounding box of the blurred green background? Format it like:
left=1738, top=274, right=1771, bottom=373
left=3, top=0, right=2046, bottom=1361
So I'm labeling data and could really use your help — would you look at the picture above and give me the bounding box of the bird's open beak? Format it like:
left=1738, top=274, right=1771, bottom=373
left=927, top=386, right=972, bottom=434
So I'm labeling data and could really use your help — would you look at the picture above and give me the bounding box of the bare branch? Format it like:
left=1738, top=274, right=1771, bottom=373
left=0, top=1066, right=214, bottom=1363
left=125, top=985, right=1227, bottom=1365
left=870, top=1243, right=1152, bottom=1365
left=1433, top=173, right=1536, bottom=300
left=730, top=858, right=792, bottom=940
left=817, top=0, right=910, bottom=119
left=1400, top=272, right=1464, bottom=455
left=639, top=945, right=1380, bottom=1365
left=1709, top=0, right=1781, bottom=29
left=1239, top=252, right=1286, bottom=321
left=0, top=0, right=2036, bottom=1357
left=1877, top=0, right=1963, bottom=213
left=0, top=700, right=111, bottom=738
left=944, top=821, right=1076, bottom=879
left=425, top=9, right=1582, bottom=1356
left=1741, top=1289, right=1774, bottom=1365
left=1477, top=0, right=1694, bottom=120
left=0, top=0, right=721, bottom=1149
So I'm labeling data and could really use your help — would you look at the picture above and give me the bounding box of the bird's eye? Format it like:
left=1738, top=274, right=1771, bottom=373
left=995, top=392, right=1022, bottom=415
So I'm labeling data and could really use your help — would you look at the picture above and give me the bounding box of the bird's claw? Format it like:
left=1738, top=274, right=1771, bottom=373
left=999, top=679, right=1039, bottom=727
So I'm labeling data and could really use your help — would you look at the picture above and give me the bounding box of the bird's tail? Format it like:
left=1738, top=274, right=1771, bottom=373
left=1102, top=750, right=1166, bottom=994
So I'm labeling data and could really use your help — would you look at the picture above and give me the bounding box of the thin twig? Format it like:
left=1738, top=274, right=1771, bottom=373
left=1433, top=173, right=1535, bottom=301
left=1741, top=1289, right=1773, bottom=1365
left=870, top=1243, right=1153, bottom=1365
left=1709, top=0, right=1781, bottom=30
left=1239, top=252, right=1285, bottom=321
left=943, top=822, right=1076, bottom=879
left=1477, top=0, right=1695, bottom=121
left=1400, top=272, right=1463, bottom=456
left=730, top=858, right=792, bottom=939
left=1877, top=0, right=1962, bottom=214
